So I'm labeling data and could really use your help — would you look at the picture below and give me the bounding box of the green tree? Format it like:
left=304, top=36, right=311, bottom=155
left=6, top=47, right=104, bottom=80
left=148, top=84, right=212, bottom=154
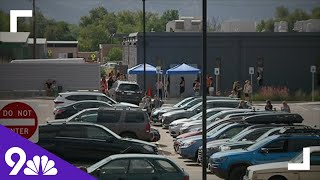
left=0, top=11, right=10, bottom=31
left=275, top=6, right=289, bottom=19
left=311, top=7, right=320, bottom=18
left=161, top=9, right=179, bottom=23
left=107, top=47, right=123, bottom=61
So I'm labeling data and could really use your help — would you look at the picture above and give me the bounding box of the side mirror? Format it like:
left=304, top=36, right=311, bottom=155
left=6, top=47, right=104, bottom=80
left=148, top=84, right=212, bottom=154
left=96, top=168, right=101, bottom=177
left=260, top=148, right=269, bottom=154
left=196, top=108, right=201, bottom=113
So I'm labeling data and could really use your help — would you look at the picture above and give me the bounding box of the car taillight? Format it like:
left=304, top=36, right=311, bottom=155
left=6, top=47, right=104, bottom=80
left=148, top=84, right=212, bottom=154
left=146, top=122, right=151, bottom=133
left=183, top=175, right=189, bottom=180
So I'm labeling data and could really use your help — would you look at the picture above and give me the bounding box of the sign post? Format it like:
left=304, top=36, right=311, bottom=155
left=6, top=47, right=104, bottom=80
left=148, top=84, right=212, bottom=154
left=311, top=65, right=316, bottom=102
left=156, top=66, right=161, bottom=98
left=214, top=68, right=220, bottom=95
left=249, top=67, right=254, bottom=99
left=0, top=102, right=38, bottom=143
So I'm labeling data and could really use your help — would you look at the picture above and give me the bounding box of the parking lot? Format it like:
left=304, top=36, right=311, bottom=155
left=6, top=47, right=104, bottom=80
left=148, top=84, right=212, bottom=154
left=0, top=98, right=319, bottom=180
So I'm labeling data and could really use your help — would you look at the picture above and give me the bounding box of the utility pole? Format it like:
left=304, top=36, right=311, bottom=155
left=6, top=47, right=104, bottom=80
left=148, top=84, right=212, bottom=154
left=202, top=0, right=207, bottom=180
left=32, top=0, right=36, bottom=59
left=142, top=0, right=146, bottom=92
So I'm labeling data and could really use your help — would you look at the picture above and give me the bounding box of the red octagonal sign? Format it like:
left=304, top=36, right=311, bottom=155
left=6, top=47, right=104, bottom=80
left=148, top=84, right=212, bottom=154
left=0, top=102, right=38, bottom=142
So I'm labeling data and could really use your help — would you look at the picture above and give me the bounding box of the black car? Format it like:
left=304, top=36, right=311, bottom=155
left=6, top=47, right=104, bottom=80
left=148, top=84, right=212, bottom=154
left=38, top=122, right=158, bottom=162
left=108, top=81, right=143, bottom=105
left=54, top=100, right=112, bottom=119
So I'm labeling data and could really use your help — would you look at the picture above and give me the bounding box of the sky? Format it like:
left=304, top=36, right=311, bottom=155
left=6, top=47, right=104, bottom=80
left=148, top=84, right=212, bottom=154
left=0, top=0, right=320, bottom=24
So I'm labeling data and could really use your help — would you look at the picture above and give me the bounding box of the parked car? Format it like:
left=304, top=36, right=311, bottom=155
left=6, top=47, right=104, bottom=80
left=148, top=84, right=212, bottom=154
left=54, top=91, right=138, bottom=108
left=208, top=131, right=320, bottom=180
left=53, top=100, right=112, bottom=119
left=49, top=107, right=152, bottom=141
left=108, top=81, right=143, bottom=105
left=179, top=122, right=250, bottom=160
left=173, top=118, right=244, bottom=152
left=244, top=146, right=320, bottom=180
left=198, top=125, right=275, bottom=164
left=179, top=109, right=252, bottom=134
left=162, top=99, right=248, bottom=128
left=218, top=125, right=312, bottom=153
left=152, top=96, right=237, bottom=124
left=169, top=107, right=234, bottom=137
left=38, top=122, right=158, bottom=162
left=86, top=154, right=189, bottom=180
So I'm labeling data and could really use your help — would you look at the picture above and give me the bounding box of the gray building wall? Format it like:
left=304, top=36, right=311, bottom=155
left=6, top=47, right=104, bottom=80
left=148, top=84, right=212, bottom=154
left=0, top=63, right=100, bottom=92
left=123, top=32, right=320, bottom=96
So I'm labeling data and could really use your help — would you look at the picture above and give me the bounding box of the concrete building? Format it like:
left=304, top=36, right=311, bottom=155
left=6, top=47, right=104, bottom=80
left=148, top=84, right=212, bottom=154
left=166, top=17, right=202, bottom=32
left=27, top=38, right=47, bottom=59
left=221, top=20, right=256, bottom=32
left=293, top=19, right=320, bottom=32
left=0, top=32, right=30, bottom=63
left=122, top=32, right=320, bottom=97
left=78, top=51, right=99, bottom=62
left=47, top=41, right=78, bottom=59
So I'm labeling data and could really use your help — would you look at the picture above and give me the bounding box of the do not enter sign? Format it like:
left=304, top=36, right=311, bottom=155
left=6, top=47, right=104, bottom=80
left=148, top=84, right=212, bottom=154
left=0, top=102, right=38, bottom=143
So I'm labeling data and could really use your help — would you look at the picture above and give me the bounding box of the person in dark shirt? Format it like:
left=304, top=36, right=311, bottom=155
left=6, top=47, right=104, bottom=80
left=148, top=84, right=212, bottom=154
left=265, top=100, right=273, bottom=111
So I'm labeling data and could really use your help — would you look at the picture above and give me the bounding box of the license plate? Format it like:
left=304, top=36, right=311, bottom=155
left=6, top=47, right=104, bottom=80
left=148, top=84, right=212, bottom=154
left=127, top=92, right=132, bottom=95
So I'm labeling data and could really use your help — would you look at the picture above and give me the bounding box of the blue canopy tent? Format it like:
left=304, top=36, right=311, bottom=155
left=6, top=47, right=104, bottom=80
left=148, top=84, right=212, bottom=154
left=166, top=63, right=201, bottom=74
left=127, top=63, right=159, bottom=74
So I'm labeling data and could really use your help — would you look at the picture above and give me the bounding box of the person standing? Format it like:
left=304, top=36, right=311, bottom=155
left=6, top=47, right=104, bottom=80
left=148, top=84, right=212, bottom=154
left=193, top=79, right=201, bottom=96
left=281, top=101, right=291, bottom=113
left=156, top=80, right=163, bottom=100
left=265, top=100, right=273, bottom=111
left=233, top=81, right=242, bottom=98
left=243, top=80, right=252, bottom=102
left=100, top=76, right=108, bottom=95
left=208, top=76, right=214, bottom=96
left=107, top=73, right=114, bottom=90
left=180, top=77, right=185, bottom=97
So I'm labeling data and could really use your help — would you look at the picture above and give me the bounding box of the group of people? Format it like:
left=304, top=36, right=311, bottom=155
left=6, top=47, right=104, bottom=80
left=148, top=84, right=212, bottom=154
left=231, top=80, right=252, bottom=102
left=100, top=71, right=126, bottom=95
left=179, top=75, right=215, bottom=97
left=264, top=100, right=291, bottom=113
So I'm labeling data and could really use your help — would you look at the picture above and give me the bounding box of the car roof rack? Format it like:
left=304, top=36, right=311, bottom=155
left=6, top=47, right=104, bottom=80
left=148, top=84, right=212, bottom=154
left=244, top=113, right=303, bottom=124
left=278, top=126, right=320, bottom=135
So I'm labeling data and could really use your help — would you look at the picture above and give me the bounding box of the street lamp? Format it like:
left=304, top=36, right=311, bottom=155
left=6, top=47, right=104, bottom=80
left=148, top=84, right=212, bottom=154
left=142, top=0, right=146, bottom=93
left=201, top=1, right=208, bottom=180
left=32, top=0, right=36, bottom=59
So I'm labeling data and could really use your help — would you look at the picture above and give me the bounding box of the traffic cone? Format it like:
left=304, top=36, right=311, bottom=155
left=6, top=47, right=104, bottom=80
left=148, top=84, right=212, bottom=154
left=148, top=87, right=152, bottom=97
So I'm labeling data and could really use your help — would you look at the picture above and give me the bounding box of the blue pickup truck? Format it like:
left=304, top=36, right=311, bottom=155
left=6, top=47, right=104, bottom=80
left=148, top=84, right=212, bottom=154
left=208, top=134, right=320, bottom=180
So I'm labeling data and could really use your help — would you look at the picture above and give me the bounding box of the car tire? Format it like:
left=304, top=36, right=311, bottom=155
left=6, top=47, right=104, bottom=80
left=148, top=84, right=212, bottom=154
left=121, top=132, right=138, bottom=139
left=269, top=176, right=287, bottom=180
left=229, top=165, right=247, bottom=180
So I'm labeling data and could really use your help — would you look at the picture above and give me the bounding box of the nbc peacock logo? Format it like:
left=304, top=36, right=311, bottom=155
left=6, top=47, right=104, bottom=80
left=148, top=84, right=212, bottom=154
left=24, top=155, right=58, bottom=175
left=5, top=147, right=58, bottom=176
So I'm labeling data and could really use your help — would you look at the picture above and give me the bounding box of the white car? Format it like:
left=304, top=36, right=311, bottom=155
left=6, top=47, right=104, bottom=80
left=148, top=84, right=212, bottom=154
left=244, top=146, right=320, bottom=180
left=169, top=108, right=233, bottom=137
left=53, top=91, right=139, bottom=108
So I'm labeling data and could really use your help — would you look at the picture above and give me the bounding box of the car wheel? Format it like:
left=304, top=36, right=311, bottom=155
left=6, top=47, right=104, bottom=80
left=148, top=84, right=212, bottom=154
left=269, top=176, right=287, bottom=180
left=121, top=132, right=138, bottom=139
left=229, top=165, right=247, bottom=180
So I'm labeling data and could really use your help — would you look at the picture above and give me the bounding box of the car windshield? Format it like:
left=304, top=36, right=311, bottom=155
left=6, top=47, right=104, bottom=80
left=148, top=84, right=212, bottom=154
left=118, top=84, right=140, bottom=91
left=181, top=98, right=201, bottom=108
left=174, top=97, right=194, bottom=108
left=67, top=109, right=98, bottom=121
left=188, top=102, right=202, bottom=111
left=207, top=123, right=230, bottom=137
left=246, top=136, right=277, bottom=151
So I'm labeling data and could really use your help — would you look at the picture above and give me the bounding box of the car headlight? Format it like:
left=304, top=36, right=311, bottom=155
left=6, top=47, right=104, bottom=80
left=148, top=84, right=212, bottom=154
left=181, top=141, right=196, bottom=148
left=219, top=145, right=231, bottom=152
left=213, top=156, right=227, bottom=163
left=143, top=145, right=154, bottom=152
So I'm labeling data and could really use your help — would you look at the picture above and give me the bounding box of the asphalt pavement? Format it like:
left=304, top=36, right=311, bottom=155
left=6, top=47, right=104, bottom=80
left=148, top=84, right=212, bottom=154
left=0, top=98, right=319, bottom=180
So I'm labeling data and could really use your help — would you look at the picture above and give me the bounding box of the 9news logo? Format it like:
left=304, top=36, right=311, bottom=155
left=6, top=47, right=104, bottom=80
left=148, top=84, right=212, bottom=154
left=5, top=147, right=58, bottom=176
